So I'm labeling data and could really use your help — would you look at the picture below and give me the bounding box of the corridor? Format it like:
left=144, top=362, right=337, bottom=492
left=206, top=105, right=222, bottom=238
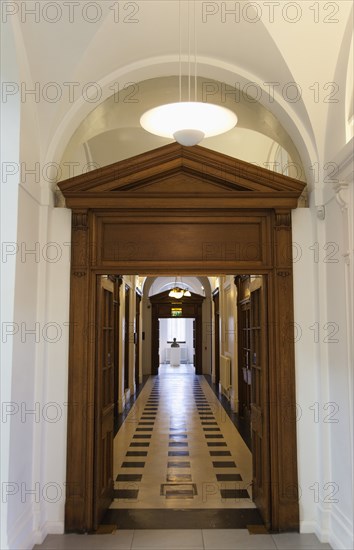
left=100, top=368, right=266, bottom=530
left=35, top=371, right=332, bottom=547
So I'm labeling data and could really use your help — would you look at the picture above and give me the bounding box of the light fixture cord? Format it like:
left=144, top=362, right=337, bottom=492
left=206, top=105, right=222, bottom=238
left=179, top=0, right=182, bottom=102
left=194, top=0, right=197, bottom=101
left=188, top=0, right=191, bottom=102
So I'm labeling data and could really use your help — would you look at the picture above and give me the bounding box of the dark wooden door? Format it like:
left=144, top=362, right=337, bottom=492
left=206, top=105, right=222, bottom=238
left=124, top=285, right=130, bottom=390
left=113, top=277, right=122, bottom=421
left=213, top=291, right=220, bottom=384
left=135, top=293, right=141, bottom=387
left=239, top=301, right=251, bottom=419
left=250, top=283, right=271, bottom=529
left=93, top=277, right=115, bottom=528
left=151, top=311, right=159, bottom=375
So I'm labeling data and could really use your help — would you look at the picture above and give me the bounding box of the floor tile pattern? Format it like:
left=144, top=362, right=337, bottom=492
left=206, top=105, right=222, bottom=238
left=112, top=372, right=253, bottom=509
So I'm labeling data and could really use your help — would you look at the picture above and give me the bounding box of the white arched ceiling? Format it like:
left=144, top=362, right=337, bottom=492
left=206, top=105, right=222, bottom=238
left=144, top=276, right=211, bottom=298
left=59, top=75, right=306, bottom=181
left=325, top=6, right=354, bottom=159
left=12, top=1, right=352, bottom=190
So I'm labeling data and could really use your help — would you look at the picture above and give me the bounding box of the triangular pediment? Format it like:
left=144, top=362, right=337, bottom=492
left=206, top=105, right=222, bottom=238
left=58, top=143, right=306, bottom=209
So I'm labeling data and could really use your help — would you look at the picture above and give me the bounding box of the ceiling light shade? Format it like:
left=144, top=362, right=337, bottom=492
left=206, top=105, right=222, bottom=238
left=140, top=102, right=237, bottom=146
left=183, top=289, right=192, bottom=297
left=169, top=287, right=184, bottom=299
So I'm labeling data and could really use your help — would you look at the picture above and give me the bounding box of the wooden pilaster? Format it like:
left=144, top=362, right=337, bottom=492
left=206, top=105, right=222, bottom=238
left=65, top=209, right=93, bottom=532
left=270, top=209, right=300, bottom=531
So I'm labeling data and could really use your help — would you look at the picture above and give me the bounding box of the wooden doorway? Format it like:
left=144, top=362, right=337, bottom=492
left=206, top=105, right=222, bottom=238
left=59, top=143, right=305, bottom=533
left=94, top=276, right=116, bottom=527
left=150, top=290, right=204, bottom=374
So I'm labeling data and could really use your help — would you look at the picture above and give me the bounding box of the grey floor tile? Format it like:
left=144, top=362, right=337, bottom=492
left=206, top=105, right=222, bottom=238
left=131, top=529, right=204, bottom=549
left=203, top=529, right=277, bottom=549
left=272, top=533, right=332, bottom=549
left=34, top=531, right=134, bottom=549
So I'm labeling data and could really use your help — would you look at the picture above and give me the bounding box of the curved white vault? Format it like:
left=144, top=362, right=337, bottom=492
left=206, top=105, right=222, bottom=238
left=59, top=74, right=307, bottom=185
left=144, top=276, right=212, bottom=298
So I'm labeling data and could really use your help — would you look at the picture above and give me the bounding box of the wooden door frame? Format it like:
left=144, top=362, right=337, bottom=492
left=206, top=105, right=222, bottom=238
left=150, top=290, right=204, bottom=374
left=59, top=143, right=305, bottom=533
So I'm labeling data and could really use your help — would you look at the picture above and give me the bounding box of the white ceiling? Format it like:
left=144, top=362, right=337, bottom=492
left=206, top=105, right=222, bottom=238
left=11, top=1, right=353, bottom=186
left=147, top=276, right=208, bottom=297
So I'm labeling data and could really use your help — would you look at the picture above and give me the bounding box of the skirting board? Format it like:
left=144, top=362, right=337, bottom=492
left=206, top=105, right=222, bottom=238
left=7, top=507, right=65, bottom=550
left=301, top=507, right=354, bottom=550
left=34, top=521, right=65, bottom=546
left=300, top=521, right=329, bottom=542
left=329, top=507, right=354, bottom=550
left=7, top=506, right=36, bottom=550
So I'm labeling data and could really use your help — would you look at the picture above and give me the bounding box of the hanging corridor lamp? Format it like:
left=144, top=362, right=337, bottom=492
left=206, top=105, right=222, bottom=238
left=140, top=1, right=237, bottom=146
left=169, top=277, right=192, bottom=298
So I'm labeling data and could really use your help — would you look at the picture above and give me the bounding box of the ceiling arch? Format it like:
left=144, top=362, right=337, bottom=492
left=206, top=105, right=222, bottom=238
left=57, top=71, right=312, bottom=187
left=143, top=276, right=212, bottom=298
left=11, top=0, right=352, bottom=195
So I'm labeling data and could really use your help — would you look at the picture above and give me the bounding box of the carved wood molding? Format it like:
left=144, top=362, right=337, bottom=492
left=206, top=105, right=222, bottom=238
left=274, top=210, right=291, bottom=230
left=71, top=210, right=90, bottom=269
left=58, top=144, right=306, bottom=210
left=72, top=210, right=89, bottom=231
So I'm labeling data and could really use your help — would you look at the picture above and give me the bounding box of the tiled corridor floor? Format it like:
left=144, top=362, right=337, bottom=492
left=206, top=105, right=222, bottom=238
left=35, top=371, right=332, bottom=549
left=35, top=530, right=332, bottom=549
left=111, top=372, right=253, bottom=510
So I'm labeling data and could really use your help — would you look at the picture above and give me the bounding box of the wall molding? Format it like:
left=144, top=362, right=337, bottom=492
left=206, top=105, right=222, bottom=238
left=33, top=520, right=65, bottom=546
left=302, top=502, right=354, bottom=549
left=7, top=505, right=36, bottom=550
left=328, top=506, right=354, bottom=550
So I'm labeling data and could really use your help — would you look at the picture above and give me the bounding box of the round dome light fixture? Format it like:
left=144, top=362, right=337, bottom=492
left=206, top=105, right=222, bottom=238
left=140, top=102, right=237, bottom=146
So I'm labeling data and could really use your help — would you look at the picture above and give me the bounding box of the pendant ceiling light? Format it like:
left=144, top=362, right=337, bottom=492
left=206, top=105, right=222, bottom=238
left=140, top=1, right=237, bottom=146
left=168, top=277, right=192, bottom=298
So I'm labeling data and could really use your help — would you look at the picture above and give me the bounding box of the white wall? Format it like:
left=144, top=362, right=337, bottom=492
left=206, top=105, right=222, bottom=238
left=292, top=142, right=353, bottom=549
left=324, top=196, right=353, bottom=549
left=1, top=18, right=21, bottom=550
left=292, top=208, right=320, bottom=534
left=5, top=187, right=43, bottom=549
left=41, top=208, right=71, bottom=536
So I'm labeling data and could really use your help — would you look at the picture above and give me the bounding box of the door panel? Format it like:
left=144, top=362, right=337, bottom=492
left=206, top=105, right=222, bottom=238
left=124, top=285, right=130, bottom=390
left=250, top=282, right=271, bottom=529
left=135, top=293, right=141, bottom=387
left=213, top=291, right=220, bottom=385
left=113, top=277, right=122, bottom=421
left=94, top=277, right=115, bottom=528
left=239, top=302, right=251, bottom=419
